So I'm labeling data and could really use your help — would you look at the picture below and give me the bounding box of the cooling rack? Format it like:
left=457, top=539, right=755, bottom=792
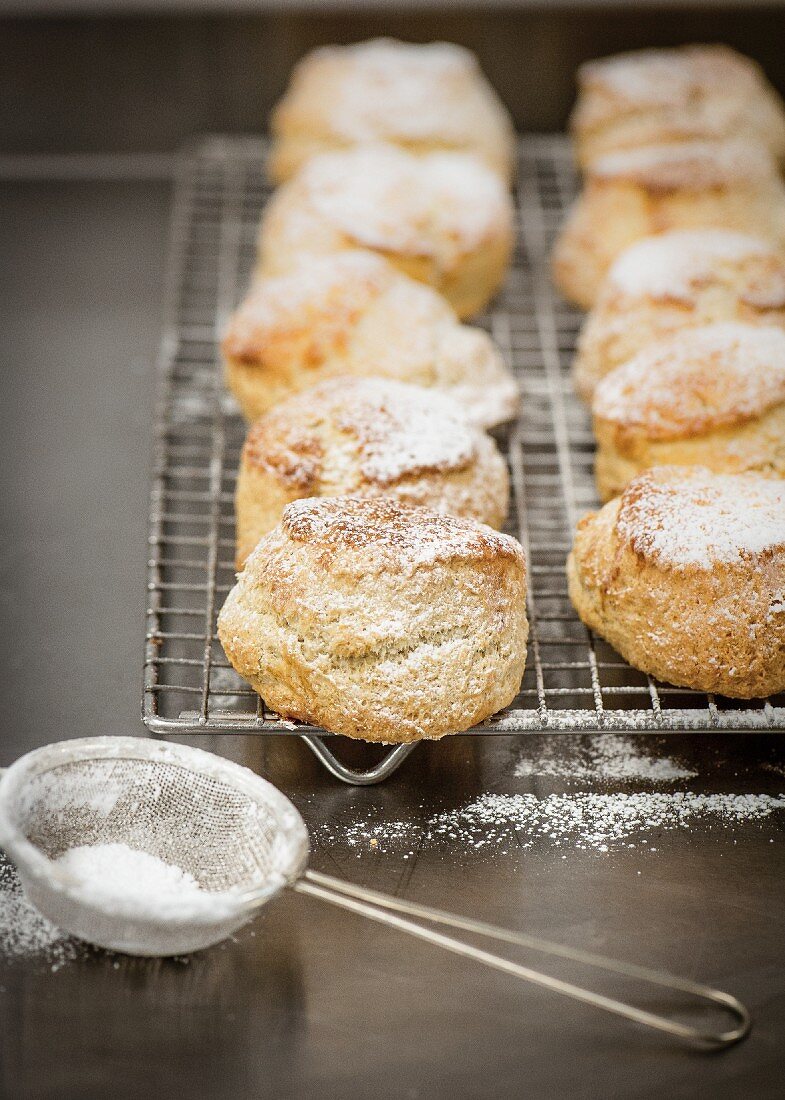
left=143, top=134, right=785, bottom=784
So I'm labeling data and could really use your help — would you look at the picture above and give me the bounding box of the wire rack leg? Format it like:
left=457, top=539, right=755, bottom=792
left=300, top=736, right=419, bottom=785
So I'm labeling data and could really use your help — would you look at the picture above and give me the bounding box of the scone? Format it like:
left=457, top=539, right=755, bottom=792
left=218, top=497, right=528, bottom=743
left=567, top=466, right=785, bottom=699
left=573, top=229, right=785, bottom=401
left=235, top=377, right=510, bottom=567
left=592, top=323, right=785, bottom=500
left=571, top=44, right=785, bottom=170
left=269, top=38, right=515, bottom=184
left=257, top=144, right=514, bottom=318
left=222, top=251, right=519, bottom=427
left=551, top=140, right=785, bottom=309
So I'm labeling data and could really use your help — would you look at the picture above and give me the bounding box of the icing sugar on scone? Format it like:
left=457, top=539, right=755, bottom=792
left=305, top=41, right=492, bottom=143
left=616, top=467, right=785, bottom=569
left=258, top=146, right=514, bottom=317
left=594, top=323, right=785, bottom=438
left=235, top=378, right=510, bottom=567
left=269, top=39, right=515, bottom=182
left=281, top=496, right=522, bottom=568
left=578, top=45, right=770, bottom=116
left=222, top=252, right=519, bottom=425
left=330, top=379, right=477, bottom=484
left=293, top=145, right=510, bottom=262
left=571, top=45, right=785, bottom=169
left=590, top=139, right=774, bottom=191
left=606, top=230, right=785, bottom=305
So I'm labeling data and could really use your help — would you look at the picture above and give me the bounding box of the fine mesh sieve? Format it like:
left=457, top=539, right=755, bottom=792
left=0, top=737, right=751, bottom=1049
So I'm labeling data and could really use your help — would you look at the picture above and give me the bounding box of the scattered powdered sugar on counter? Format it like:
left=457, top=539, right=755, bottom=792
left=0, top=861, right=80, bottom=968
left=314, top=791, right=785, bottom=858
left=514, top=735, right=697, bottom=782
left=429, top=792, right=785, bottom=853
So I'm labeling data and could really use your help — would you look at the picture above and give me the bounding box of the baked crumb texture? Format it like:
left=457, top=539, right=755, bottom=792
left=222, top=251, right=519, bottom=426
left=552, top=139, right=785, bottom=309
left=218, top=497, right=529, bottom=743
left=568, top=466, right=785, bottom=698
left=256, top=144, right=514, bottom=318
left=269, top=38, right=516, bottom=183
left=235, top=377, right=510, bottom=566
left=591, top=322, right=785, bottom=500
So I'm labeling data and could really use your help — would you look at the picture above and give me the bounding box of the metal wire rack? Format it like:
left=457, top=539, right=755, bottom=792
left=143, top=134, right=785, bottom=783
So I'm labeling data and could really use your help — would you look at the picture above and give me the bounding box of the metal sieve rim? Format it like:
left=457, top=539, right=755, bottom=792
left=0, top=736, right=311, bottom=914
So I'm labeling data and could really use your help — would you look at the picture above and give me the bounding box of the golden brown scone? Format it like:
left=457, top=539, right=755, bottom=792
left=222, top=251, right=519, bottom=427
left=592, top=323, right=785, bottom=500
left=551, top=140, right=785, bottom=310
left=257, top=144, right=514, bottom=318
left=235, top=377, right=510, bottom=567
left=269, top=39, right=516, bottom=184
left=567, top=466, right=785, bottom=699
left=218, top=497, right=528, bottom=743
left=570, top=45, right=785, bottom=170
left=573, top=230, right=785, bottom=401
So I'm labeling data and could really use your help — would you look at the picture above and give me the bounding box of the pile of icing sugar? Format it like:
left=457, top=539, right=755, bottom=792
left=617, top=467, right=785, bottom=568
left=593, top=322, right=785, bottom=433
left=607, top=229, right=775, bottom=301
left=55, top=843, right=235, bottom=922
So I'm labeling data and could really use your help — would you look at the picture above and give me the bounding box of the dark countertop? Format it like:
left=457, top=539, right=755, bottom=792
left=1, top=175, right=784, bottom=1100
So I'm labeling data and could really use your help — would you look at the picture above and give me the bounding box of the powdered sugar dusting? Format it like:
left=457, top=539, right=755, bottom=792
left=282, top=496, right=524, bottom=567
left=591, top=139, right=773, bottom=189
left=314, top=791, right=784, bottom=857
left=593, top=322, right=785, bottom=437
left=580, top=45, right=759, bottom=112
left=223, top=251, right=393, bottom=354
left=606, top=230, right=782, bottom=303
left=289, top=40, right=497, bottom=146
left=298, top=145, right=511, bottom=262
left=332, top=379, right=478, bottom=484
left=0, top=861, right=81, bottom=968
left=617, top=466, right=785, bottom=568
left=514, top=735, right=696, bottom=782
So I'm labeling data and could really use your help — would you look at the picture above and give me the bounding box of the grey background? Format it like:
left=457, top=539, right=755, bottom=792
left=2, top=6, right=785, bottom=155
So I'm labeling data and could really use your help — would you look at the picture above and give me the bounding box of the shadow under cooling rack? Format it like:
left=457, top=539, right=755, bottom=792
left=143, top=135, right=785, bottom=745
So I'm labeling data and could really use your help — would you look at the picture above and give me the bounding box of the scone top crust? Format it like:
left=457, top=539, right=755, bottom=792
left=282, top=144, right=511, bottom=262
left=574, top=45, right=767, bottom=129
left=272, top=39, right=511, bottom=148
left=593, top=323, right=785, bottom=439
left=221, top=251, right=403, bottom=366
left=244, top=377, right=479, bottom=489
left=604, top=230, right=785, bottom=308
left=615, top=466, right=785, bottom=571
left=589, top=139, right=776, bottom=194
left=279, top=496, right=524, bottom=573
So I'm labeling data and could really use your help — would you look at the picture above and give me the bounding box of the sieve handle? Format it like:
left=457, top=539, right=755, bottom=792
left=293, top=869, right=750, bottom=1050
